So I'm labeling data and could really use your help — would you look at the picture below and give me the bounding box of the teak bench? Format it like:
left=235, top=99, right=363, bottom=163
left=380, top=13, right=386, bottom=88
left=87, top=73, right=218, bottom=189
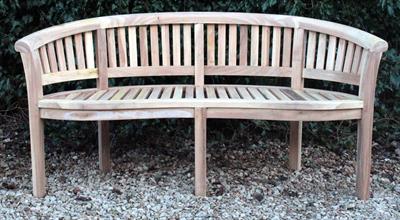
left=15, top=12, right=387, bottom=200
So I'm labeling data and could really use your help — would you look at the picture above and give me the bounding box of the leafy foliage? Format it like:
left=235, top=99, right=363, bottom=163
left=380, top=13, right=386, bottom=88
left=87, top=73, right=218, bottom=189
left=0, top=0, right=399, bottom=149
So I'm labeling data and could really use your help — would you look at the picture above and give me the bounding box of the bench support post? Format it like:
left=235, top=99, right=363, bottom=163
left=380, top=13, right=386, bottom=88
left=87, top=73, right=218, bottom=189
left=356, top=114, right=373, bottom=200
left=30, top=115, right=46, bottom=197
left=98, top=121, right=111, bottom=172
left=194, top=108, right=207, bottom=196
left=289, top=121, right=302, bottom=170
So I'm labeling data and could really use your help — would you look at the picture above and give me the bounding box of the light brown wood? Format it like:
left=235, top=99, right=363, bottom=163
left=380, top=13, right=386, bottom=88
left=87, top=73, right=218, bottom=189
left=128, top=26, right=138, bottom=66
left=239, top=25, right=248, bottom=65
left=228, top=25, right=237, bottom=66
left=306, top=31, right=317, bottom=69
left=194, top=108, right=207, bottom=196
left=106, top=29, right=117, bottom=67
left=41, top=108, right=194, bottom=121
left=64, top=36, right=76, bottom=70
left=326, top=35, right=337, bottom=70
left=316, top=33, right=327, bottom=69
left=85, top=32, right=95, bottom=68
left=272, top=27, right=281, bottom=67
left=261, top=26, right=270, bottom=66
left=282, top=28, right=292, bottom=67
left=343, top=42, right=355, bottom=73
left=250, top=26, right=259, bottom=66
left=161, top=25, right=170, bottom=66
left=15, top=13, right=388, bottom=54
left=172, top=24, right=181, bottom=66
left=289, top=28, right=305, bottom=171
left=20, top=51, right=46, bottom=197
left=117, top=28, right=128, bottom=67
left=183, top=25, right=191, bottom=66
left=356, top=51, right=382, bottom=200
left=46, top=42, right=58, bottom=72
left=351, top=45, right=362, bottom=74
left=207, top=24, right=215, bottom=66
left=15, top=12, right=388, bottom=199
left=217, top=24, right=226, bottom=66
left=74, top=34, right=86, bottom=69
left=39, top=46, right=51, bottom=73
left=195, top=24, right=204, bottom=86
left=55, top=39, right=66, bottom=71
left=139, top=26, right=149, bottom=66
left=96, top=28, right=110, bottom=172
left=303, top=68, right=360, bottom=85
left=150, top=25, right=160, bottom=66
left=334, top=39, right=346, bottom=72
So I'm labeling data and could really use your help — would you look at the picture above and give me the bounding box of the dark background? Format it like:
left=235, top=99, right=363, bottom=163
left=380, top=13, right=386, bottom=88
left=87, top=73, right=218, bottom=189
left=0, top=0, right=399, bottom=151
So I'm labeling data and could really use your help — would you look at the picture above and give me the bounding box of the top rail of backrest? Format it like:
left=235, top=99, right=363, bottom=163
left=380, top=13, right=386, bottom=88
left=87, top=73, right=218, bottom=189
left=15, top=12, right=388, bottom=53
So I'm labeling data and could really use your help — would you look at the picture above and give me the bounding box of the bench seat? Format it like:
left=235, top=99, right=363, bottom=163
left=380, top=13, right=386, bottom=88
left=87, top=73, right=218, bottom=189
left=40, top=85, right=362, bottom=110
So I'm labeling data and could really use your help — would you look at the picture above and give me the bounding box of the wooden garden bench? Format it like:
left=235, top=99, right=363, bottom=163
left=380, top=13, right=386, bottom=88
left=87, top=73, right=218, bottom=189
left=15, top=12, right=387, bottom=200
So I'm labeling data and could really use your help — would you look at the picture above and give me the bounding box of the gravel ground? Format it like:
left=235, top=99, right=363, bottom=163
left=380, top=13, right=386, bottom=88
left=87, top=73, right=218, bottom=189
left=0, top=120, right=399, bottom=219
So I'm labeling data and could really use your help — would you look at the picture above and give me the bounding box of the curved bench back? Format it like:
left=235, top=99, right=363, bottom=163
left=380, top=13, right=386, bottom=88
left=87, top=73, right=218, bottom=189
left=15, top=12, right=387, bottom=95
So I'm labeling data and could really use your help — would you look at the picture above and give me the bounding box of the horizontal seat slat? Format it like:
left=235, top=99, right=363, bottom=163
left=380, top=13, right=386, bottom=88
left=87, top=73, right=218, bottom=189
left=40, top=85, right=362, bottom=110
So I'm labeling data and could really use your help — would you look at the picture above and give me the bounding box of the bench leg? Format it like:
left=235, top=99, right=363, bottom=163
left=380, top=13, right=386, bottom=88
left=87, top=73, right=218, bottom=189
left=194, top=108, right=207, bottom=196
left=289, top=121, right=302, bottom=170
left=356, top=113, right=373, bottom=200
left=98, top=121, right=111, bottom=172
left=29, top=114, right=46, bottom=197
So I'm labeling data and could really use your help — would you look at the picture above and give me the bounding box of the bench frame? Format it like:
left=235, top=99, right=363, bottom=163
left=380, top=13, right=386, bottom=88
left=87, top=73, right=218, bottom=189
left=15, top=12, right=387, bottom=200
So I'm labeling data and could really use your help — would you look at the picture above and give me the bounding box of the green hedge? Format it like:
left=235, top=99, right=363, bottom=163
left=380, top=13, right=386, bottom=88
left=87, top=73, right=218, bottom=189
left=1, top=0, right=399, bottom=148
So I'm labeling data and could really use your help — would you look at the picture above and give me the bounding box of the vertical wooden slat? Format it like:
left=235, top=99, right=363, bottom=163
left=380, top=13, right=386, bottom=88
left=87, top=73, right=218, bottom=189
left=261, top=26, right=270, bottom=66
left=183, top=24, right=192, bottom=66
left=106, top=29, right=116, bottom=68
left=228, top=25, right=237, bottom=66
left=316, top=33, right=327, bottom=69
left=282, top=28, right=292, bottom=67
left=306, top=31, right=317, bottom=69
left=47, top=42, right=58, bottom=72
left=334, top=39, right=347, bottom=71
left=357, top=49, right=369, bottom=76
left=291, top=29, right=305, bottom=89
left=239, top=25, right=248, bottom=65
left=96, top=28, right=110, bottom=172
left=195, top=24, right=204, bottom=86
left=207, top=25, right=215, bottom=66
left=351, top=45, right=362, bottom=74
left=85, top=32, right=95, bottom=68
left=75, top=34, right=86, bottom=69
left=128, top=26, right=138, bottom=67
left=64, top=36, right=75, bottom=70
left=271, top=27, right=281, bottom=67
left=96, top=29, right=108, bottom=89
left=217, top=24, right=226, bottom=66
left=326, top=35, right=337, bottom=70
left=289, top=28, right=305, bottom=171
left=150, top=25, right=160, bottom=66
left=117, top=28, right=127, bottom=67
left=194, top=107, right=207, bottom=196
left=172, top=24, right=181, bottom=66
left=343, top=42, right=355, bottom=73
left=250, top=25, right=259, bottom=66
left=55, top=39, right=66, bottom=71
left=139, top=26, right=149, bottom=66
left=161, top=25, right=170, bottom=66
left=39, top=46, right=51, bottom=73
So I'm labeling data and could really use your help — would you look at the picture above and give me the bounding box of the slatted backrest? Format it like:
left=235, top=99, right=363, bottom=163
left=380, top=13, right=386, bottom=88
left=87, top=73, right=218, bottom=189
left=16, top=13, right=387, bottom=96
left=203, top=24, right=295, bottom=78
left=302, top=30, right=368, bottom=86
left=38, top=31, right=97, bottom=85
left=104, top=24, right=195, bottom=79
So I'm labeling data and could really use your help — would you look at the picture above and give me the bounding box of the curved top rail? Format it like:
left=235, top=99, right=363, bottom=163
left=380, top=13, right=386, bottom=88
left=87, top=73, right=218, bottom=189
left=15, top=12, right=388, bottom=53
